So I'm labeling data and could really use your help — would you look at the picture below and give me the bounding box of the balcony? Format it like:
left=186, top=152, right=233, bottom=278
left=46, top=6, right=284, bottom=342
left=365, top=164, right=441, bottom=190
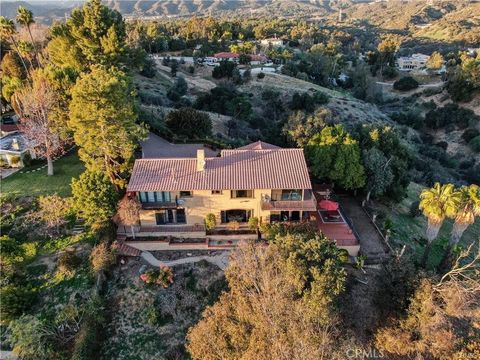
left=261, top=190, right=317, bottom=211
left=141, top=201, right=178, bottom=210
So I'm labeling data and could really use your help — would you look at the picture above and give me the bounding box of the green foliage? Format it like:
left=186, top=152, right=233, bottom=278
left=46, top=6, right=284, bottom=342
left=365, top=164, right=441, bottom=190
left=382, top=66, right=398, bottom=80
left=0, top=285, right=37, bottom=324
left=212, top=60, right=236, bottom=79
left=425, top=104, right=479, bottom=129
left=307, top=124, right=366, bottom=190
left=57, top=250, right=82, bottom=276
left=195, top=86, right=252, bottom=121
left=257, top=71, right=265, bottom=79
left=363, top=147, right=394, bottom=200
left=47, top=0, right=127, bottom=73
left=393, top=76, right=419, bottom=91
left=1, top=52, right=25, bottom=79
left=71, top=170, right=118, bottom=226
left=69, top=65, right=146, bottom=188
left=283, top=108, right=332, bottom=147
left=9, top=315, right=54, bottom=359
left=469, top=136, right=480, bottom=153
left=140, top=266, right=174, bottom=288
left=426, top=51, right=444, bottom=70
left=165, top=107, right=212, bottom=139
left=204, top=213, right=217, bottom=231
left=247, top=216, right=259, bottom=230
left=462, top=128, right=480, bottom=143
left=289, top=91, right=329, bottom=113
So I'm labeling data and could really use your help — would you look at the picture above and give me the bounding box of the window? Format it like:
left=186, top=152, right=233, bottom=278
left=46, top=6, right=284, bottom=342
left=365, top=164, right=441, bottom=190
left=281, top=189, right=302, bottom=201
left=221, top=209, right=252, bottom=223
left=139, top=191, right=172, bottom=203
left=211, top=190, right=222, bottom=195
left=231, top=190, right=253, bottom=198
left=155, top=210, right=174, bottom=225
left=176, top=209, right=186, bottom=223
left=180, top=191, right=192, bottom=197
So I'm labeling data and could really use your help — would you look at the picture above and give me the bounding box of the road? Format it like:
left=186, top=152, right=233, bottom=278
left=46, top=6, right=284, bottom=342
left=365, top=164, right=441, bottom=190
left=376, top=81, right=444, bottom=88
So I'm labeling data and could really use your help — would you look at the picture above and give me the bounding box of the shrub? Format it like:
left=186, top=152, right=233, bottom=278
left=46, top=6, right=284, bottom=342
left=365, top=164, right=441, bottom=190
left=140, top=266, right=174, bottom=288
left=0, top=157, right=7, bottom=168
left=248, top=217, right=259, bottom=230
left=257, top=72, right=265, bottom=79
left=469, top=136, right=480, bottom=152
left=393, top=77, right=419, bottom=91
left=435, top=141, right=448, bottom=150
left=338, top=249, right=350, bottom=263
left=462, top=128, right=480, bottom=143
left=204, top=213, right=216, bottom=231
left=0, top=285, right=37, bottom=323
left=212, top=60, right=236, bottom=79
left=165, top=107, right=212, bottom=139
left=57, top=250, right=82, bottom=276
left=89, top=243, right=115, bottom=272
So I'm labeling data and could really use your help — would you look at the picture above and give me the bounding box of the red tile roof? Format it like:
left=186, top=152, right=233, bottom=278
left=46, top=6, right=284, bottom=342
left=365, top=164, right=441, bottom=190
left=214, top=52, right=239, bottom=59
left=235, top=141, right=280, bottom=150
left=127, top=142, right=312, bottom=192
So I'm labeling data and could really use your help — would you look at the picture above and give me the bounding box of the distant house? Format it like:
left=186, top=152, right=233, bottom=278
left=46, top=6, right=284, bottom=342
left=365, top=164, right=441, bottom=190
left=396, top=53, right=430, bottom=71
left=121, top=139, right=360, bottom=256
left=260, top=38, right=287, bottom=47
left=214, top=52, right=239, bottom=62
left=0, top=132, right=30, bottom=168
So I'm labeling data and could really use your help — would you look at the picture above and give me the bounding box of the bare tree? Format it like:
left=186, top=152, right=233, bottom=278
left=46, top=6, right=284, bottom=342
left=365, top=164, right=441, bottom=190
left=117, top=195, right=141, bottom=239
left=14, top=73, right=64, bottom=175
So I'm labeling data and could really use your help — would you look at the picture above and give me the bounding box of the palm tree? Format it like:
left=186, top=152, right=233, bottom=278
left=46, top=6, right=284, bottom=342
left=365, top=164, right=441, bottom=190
left=0, top=16, right=29, bottom=75
left=440, top=185, right=480, bottom=269
left=450, top=185, right=480, bottom=245
left=419, top=183, right=460, bottom=266
left=16, top=6, right=39, bottom=64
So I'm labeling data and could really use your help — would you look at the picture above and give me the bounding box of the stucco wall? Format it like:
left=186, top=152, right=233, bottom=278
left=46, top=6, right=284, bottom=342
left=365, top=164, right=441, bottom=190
left=139, top=189, right=274, bottom=227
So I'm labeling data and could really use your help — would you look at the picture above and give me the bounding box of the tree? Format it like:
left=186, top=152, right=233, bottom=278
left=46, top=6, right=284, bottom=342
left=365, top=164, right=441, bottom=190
left=15, top=72, right=65, bottom=176
left=426, top=51, right=444, bottom=70
left=283, top=108, right=332, bottom=147
left=212, top=60, right=236, bottom=79
left=187, top=233, right=346, bottom=359
left=419, top=183, right=460, bottom=266
left=90, top=242, right=115, bottom=272
left=117, top=195, right=141, bottom=238
left=9, top=315, right=55, bottom=359
left=47, top=0, right=126, bottom=72
left=1, top=52, right=25, bottom=79
left=393, top=76, right=419, bottom=91
left=35, top=195, right=72, bottom=236
left=165, top=107, right=212, bottom=139
left=377, top=34, right=402, bottom=72
left=169, top=59, right=178, bottom=77
left=69, top=65, right=146, bottom=188
left=375, top=247, right=480, bottom=360
left=0, top=16, right=29, bottom=75
left=307, top=124, right=365, bottom=190
left=363, top=147, right=393, bottom=202
left=16, top=6, right=39, bottom=64
left=71, top=170, right=119, bottom=226
left=450, top=185, right=480, bottom=246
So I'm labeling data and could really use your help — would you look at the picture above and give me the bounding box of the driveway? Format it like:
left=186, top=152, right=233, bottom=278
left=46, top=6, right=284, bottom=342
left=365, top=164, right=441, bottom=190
left=338, top=195, right=388, bottom=263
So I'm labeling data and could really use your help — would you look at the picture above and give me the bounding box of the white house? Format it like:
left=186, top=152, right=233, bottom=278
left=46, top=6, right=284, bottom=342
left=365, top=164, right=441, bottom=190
left=396, top=53, right=430, bottom=71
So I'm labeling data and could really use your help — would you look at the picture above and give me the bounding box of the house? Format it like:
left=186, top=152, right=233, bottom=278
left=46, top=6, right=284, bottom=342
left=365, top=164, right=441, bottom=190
left=0, top=132, right=30, bottom=168
left=213, top=52, right=239, bottom=62
left=123, top=139, right=359, bottom=256
left=396, top=53, right=430, bottom=71
left=260, top=38, right=287, bottom=47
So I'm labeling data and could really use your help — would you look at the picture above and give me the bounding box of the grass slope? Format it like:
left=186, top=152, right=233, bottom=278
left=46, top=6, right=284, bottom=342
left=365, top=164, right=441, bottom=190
left=1, top=152, right=84, bottom=198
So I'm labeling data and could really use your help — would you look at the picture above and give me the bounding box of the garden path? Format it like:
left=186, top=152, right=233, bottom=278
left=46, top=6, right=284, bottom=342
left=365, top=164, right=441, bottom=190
left=141, top=251, right=230, bottom=270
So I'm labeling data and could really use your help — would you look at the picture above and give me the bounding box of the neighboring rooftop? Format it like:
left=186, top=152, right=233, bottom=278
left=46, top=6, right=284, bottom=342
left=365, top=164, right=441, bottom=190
left=128, top=141, right=312, bottom=192
left=0, top=133, right=27, bottom=153
left=140, top=133, right=218, bottom=159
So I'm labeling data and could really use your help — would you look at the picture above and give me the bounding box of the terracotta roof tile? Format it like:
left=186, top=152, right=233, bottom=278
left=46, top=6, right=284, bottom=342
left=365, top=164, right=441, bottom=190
left=127, top=145, right=312, bottom=191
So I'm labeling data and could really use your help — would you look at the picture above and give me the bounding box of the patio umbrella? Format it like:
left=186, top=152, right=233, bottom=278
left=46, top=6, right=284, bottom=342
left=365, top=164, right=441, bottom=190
left=319, top=199, right=339, bottom=211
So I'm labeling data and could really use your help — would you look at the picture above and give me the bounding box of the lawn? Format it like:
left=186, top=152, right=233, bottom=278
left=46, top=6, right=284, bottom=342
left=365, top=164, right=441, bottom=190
left=1, top=152, right=84, bottom=198
left=372, top=182, right=480, bottom=268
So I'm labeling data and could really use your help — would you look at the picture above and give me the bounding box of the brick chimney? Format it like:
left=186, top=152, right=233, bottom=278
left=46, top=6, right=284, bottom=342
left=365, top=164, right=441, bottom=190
left=197, top=149, right=205, bottom=171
